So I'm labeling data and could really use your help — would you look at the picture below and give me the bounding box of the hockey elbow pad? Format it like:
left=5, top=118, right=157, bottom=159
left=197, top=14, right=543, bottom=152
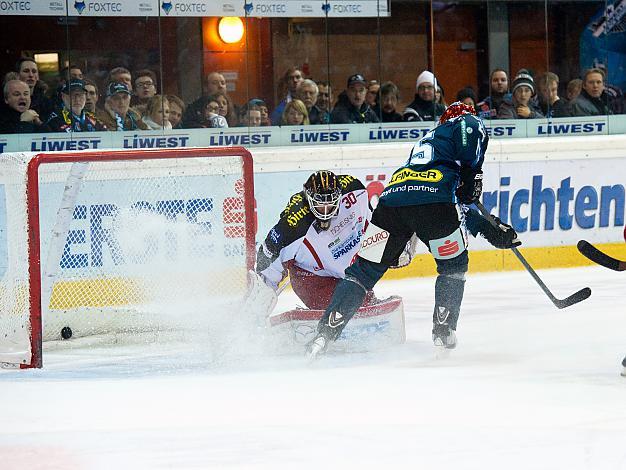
left=456, top=167, right=483, bottom=204
left=482, top=217, right=521, bottom=249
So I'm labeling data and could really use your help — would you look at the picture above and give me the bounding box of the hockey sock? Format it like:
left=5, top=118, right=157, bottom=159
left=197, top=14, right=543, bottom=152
left=318, top=277, right=368, bottom=340
left=434, top=273, right=465, bottom=330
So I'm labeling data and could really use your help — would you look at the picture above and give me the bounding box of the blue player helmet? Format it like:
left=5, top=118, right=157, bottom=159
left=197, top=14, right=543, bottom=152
left=439, top=101, right=476, bottom=125
left=304, top=170, right=341, bottom=221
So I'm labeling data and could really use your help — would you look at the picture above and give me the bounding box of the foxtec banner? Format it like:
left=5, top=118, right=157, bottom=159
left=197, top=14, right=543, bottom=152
left=1, top=116, right=625, bottom=154
left=0, top=0, right=390, bottom=17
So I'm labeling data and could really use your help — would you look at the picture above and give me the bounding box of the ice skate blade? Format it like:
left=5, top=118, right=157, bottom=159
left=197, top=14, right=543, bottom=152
left=434, top=345, right=452, bottom=360
left=621, top=368, right=626, bottom=378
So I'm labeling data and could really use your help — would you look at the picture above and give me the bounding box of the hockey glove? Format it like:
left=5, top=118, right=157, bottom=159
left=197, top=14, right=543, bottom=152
left=482, top=217, right=521, bottom=249
left=456, top=167, right=483, bottom=204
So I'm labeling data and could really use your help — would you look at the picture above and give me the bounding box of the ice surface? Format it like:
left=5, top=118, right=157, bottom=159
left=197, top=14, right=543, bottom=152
left=1, top=266, right=625, bottom=469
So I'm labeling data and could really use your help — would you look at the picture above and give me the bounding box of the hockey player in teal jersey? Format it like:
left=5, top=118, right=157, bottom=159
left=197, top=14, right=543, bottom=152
left=307, top=102, right=521, bottom=358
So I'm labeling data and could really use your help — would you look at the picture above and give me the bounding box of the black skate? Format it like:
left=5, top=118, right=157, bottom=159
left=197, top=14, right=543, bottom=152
left=432, top=306, right=457, bottom=350
left=621, top=356, right=626, bottom=378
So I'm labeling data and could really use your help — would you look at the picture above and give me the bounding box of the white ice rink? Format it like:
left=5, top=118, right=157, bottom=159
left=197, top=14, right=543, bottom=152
left=1, top=265, right=625, bottom=470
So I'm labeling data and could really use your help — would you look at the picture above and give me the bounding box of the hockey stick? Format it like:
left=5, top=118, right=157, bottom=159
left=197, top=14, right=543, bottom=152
left=577, top=240, right=626, bottom=272
left=474, top=201, right=591, bottom=309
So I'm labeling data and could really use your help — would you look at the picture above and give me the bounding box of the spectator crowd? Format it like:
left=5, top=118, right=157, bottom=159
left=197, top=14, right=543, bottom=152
left=1, top=56, right=624, bottom=135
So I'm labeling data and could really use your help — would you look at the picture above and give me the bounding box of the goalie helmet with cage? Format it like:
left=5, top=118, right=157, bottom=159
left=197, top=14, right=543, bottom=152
left=304, top=170, right=341, bottom=228
left=439, top=101, right=477, bottom=125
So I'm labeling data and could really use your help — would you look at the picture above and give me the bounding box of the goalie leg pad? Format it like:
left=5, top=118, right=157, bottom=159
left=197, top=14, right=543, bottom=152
left=241, top=271, right=277, bottom=325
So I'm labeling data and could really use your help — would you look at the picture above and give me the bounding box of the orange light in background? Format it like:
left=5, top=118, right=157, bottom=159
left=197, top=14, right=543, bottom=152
left=218, top=17, right=244, bottom=44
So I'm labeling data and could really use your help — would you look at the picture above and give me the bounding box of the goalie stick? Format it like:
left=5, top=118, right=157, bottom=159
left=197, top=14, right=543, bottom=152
left=577, top=240, right=626, bottom=272
left=474, top=201, right=591, bottom=309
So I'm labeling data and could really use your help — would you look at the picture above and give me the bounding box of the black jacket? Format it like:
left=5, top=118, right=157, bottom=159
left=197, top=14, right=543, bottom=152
left=403, top=94, right=445, bottom=122
left=0, top=106, right=41, bottom=134
left=330, top=92, right=379, bottom=124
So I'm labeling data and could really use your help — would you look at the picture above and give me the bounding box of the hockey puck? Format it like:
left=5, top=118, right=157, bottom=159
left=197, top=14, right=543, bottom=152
left=61, top=326, right=73, bottom=340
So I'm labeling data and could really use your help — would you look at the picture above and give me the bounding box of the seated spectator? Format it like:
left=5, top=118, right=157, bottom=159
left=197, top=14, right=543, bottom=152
left=248, top=98, right=271, bottom=126
left=377, top=81, right=403, bottom=122
left=477, top=68, right=510, bottom=119
left=167, top=94, right=185, bottom=129
left=83, top=79, right=100, bottom=114
left=97, top=82, right=147, bottom=131
left=43, top=79, right=107, bottom=132
left=296, top=79, right=324, bottom=125
left=238, top=102, right=262, bottom=127
left=316, top=81, right=333, bottom=122
left=366, top=79, right=380, bottom=109
left=281, top=99, right=309, bottom=126
left=605, top=84, right=624, bottom=115
left=212, top=90, right=237, bottom=127
left=497, top=70, right=544, bottom=119
left=0, top=79, right=43, bottom=134
left=569, top=68, right=612, bottom=116
left=566, top=78, right=582, bottom=102
left=271, top=66, right=304, bottom=125
left=52, top=64, right=84, bottom=109
left=182, top=71, right=228, bottom=128
left=455, top=86, right=478, bottom=112
left=403, top=70, right=444, bottom=122
left=108, top=67, right=133, bottom=92
left=436, top=84, right=447, bottom=108
left=331, top=74, right=379, bottom=124
left=202, top=96, right=228, bottom=128
left=536, top=72, right=571, bottom=118
left=142, top=95, right=171, bottom=130
left=133, top=70, right=158, bottom=116
left=16, top=57, right=53, bottom=121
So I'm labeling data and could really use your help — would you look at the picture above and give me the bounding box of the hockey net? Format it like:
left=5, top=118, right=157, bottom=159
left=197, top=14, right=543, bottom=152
left=0, top=148, right=254, bottom=368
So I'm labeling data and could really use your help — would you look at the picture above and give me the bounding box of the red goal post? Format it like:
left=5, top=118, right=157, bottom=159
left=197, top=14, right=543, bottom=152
left=0, top=147, right=255, bottom=369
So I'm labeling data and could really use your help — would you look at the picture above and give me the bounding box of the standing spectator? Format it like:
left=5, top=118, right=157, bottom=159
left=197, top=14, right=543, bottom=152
left=238, top=102, right=262, bottom=127
left=271, top=66, right=304, bottom=125
left=497, top=70, right=544, bottom=119
left=167, top=94, right=185, bottom=129
left=477, top=69, right=510, bottom=118
left=16, top=57, right=53, bottom=121
left=316, top=81, right=333, bottom=122
left=536, top=72, right=571, bottom=117
left=296, top=79, right=325, bottom=125
left=403, top=70, right=444, bottom=122
left=566, top=78, right=583, bottom=102
left=43, top=79, right=107, bottom=132
left=247, top=98, right=271, bottom=126
left=281, top=99, right=309, bottom=126
left=206, top=72, right=227, bottom=95
left=97, top=82, right=147, bottom=131
left=0, top=79, right=43, bottom=133
left=108, top=67, right=133, bottom=92
left=569, top=68, right=612, bottom=116
left=330, top=74, right=379, bottom=124
left=142, top=95, right=171, bottom=130
left=133, top=70, right=158, bottom=116
left=366, top=79, right=380, bottom=109
left=83, top=79, right=100, bottom=114
left=377, top=81, right=403, bottom=122
left=456, top=86, right=478, bottom=112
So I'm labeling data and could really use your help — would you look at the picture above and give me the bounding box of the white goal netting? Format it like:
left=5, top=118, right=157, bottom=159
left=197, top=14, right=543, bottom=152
left=0, top=149, right=254, bottom=368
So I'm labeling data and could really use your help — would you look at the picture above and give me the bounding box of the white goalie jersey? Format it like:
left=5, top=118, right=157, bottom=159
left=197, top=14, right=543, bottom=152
left=257, top=175, right=372, bottom=289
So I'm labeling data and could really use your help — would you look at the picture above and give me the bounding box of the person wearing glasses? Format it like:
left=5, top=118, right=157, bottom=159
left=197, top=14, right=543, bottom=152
left=403, top=70, right=445, bottom=122
left=132, top=70, right=158, bottom=116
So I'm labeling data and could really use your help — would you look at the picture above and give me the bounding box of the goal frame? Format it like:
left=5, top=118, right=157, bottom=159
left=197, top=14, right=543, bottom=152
left=20, top=147, right=255, bottom=369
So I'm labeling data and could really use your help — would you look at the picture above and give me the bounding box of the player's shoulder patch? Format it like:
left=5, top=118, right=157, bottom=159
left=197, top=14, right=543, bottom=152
left=280, top=191, right=314, bottom=228
left=338, top=174, right=365, bottom=194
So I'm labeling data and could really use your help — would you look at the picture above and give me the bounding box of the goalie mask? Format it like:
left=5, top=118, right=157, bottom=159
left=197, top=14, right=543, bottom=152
left=439, top=101, right=476, bottom=125
left=304, top=170, right=341, bottom=228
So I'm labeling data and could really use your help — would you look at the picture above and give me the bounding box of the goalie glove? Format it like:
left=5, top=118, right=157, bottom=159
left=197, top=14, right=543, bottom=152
left=482, top=217, right=521, bottom=249
left=456, top=167, right=483, bottom=204
left=241, top=270, right=278, bottom=326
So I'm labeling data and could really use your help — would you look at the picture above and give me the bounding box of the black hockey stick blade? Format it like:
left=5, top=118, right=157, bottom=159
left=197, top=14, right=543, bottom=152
left=577, top=240, right=626, bottom=272
left=474, top=201, right=591, bottom=309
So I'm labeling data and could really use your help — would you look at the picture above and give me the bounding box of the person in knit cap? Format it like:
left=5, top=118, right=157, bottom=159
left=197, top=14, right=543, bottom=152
left=403, top=70, right=445, bottom=122
left=497, top=69, right=544, bottom=119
